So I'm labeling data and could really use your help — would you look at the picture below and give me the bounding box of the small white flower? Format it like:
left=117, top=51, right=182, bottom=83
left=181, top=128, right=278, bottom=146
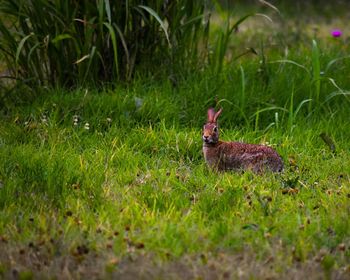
left=84, top=122, right=90, bottom=130
left=42, top=115, right=48, bottom=124
left=106, top=117, right=112, bottom=123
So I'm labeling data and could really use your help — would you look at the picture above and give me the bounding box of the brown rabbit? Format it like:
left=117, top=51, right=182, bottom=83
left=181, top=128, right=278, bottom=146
left=202, top=108, right=283, bottom=173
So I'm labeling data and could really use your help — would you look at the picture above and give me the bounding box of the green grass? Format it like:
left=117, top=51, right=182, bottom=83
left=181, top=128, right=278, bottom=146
left=0, top=73, right=350, bottom=278
left=0, top=0, right=208, bottom=87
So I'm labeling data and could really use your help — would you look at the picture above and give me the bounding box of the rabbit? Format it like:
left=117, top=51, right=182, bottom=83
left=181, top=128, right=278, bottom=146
left=202, top=107, right=283, bottom=173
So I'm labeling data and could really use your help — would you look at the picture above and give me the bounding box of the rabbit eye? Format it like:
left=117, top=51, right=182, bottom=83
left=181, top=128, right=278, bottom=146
left=213, top=126, right=218, bottom=132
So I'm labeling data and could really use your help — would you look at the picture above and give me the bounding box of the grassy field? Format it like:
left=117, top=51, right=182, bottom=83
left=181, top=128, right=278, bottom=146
left=1, top=75, right=350, bottom=279
left=1, top=2, right=350, bottom=279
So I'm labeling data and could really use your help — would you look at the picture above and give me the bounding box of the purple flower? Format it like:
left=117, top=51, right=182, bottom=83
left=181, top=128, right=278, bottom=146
left=331, top=29, right=342, bottom=37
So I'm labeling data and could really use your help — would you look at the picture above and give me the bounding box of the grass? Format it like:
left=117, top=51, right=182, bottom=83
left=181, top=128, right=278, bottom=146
left=1, top=2, right=350, bottom=279
left=0, top=74, right=350, bottom=278
left=0, top=0, right=208, bottom=87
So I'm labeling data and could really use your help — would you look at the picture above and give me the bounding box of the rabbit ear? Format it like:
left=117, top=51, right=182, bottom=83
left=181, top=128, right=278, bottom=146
left=207, top=108, right=216, bottom=122
left=213, top=108, right=222, bottom=122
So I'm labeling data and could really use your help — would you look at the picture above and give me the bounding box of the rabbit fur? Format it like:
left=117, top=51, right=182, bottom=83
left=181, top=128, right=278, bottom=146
left=202, top=108, right=283, bottom=173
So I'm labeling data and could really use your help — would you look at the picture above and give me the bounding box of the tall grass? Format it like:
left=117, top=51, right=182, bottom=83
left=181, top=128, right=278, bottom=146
left=0, top=0, right=209, bottom=87
left=0, top=1, right=283, bottom=89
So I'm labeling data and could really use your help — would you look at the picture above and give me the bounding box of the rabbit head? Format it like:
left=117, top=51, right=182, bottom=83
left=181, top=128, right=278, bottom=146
left=202, top=108, right=222, bottom=145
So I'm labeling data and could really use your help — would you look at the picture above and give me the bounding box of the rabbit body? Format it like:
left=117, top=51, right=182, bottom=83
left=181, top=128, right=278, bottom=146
left=203, top=141, right=283, bottom=172
left=202, top=108, right=283, bottom=173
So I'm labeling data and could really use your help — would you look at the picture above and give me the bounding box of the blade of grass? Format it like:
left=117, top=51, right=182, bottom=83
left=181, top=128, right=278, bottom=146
left=103, top=22, right=119, bottom=78
left=252, top=106, right=289, bottom=116
left=51, top=34, right=73, bottom=44
left=240, top=65, right=246, bottom=110
left=325, top=55, right=350, bottom=73
left=288, top=87, right=294, bottom=131
left=324, top=78, right=350, bottom=103
left=269, top=59, right=310, bottom=75
left=15, top=33, right=34, bottom=65
left=114, top=23, right=130, bottom=80
left=82, top=46, right=96, bottom=85
left=137, top=5, right=171, bottom=48
left=311, top=39, right=321, bottom=111
left=104, top=0, right=111, bottom=24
